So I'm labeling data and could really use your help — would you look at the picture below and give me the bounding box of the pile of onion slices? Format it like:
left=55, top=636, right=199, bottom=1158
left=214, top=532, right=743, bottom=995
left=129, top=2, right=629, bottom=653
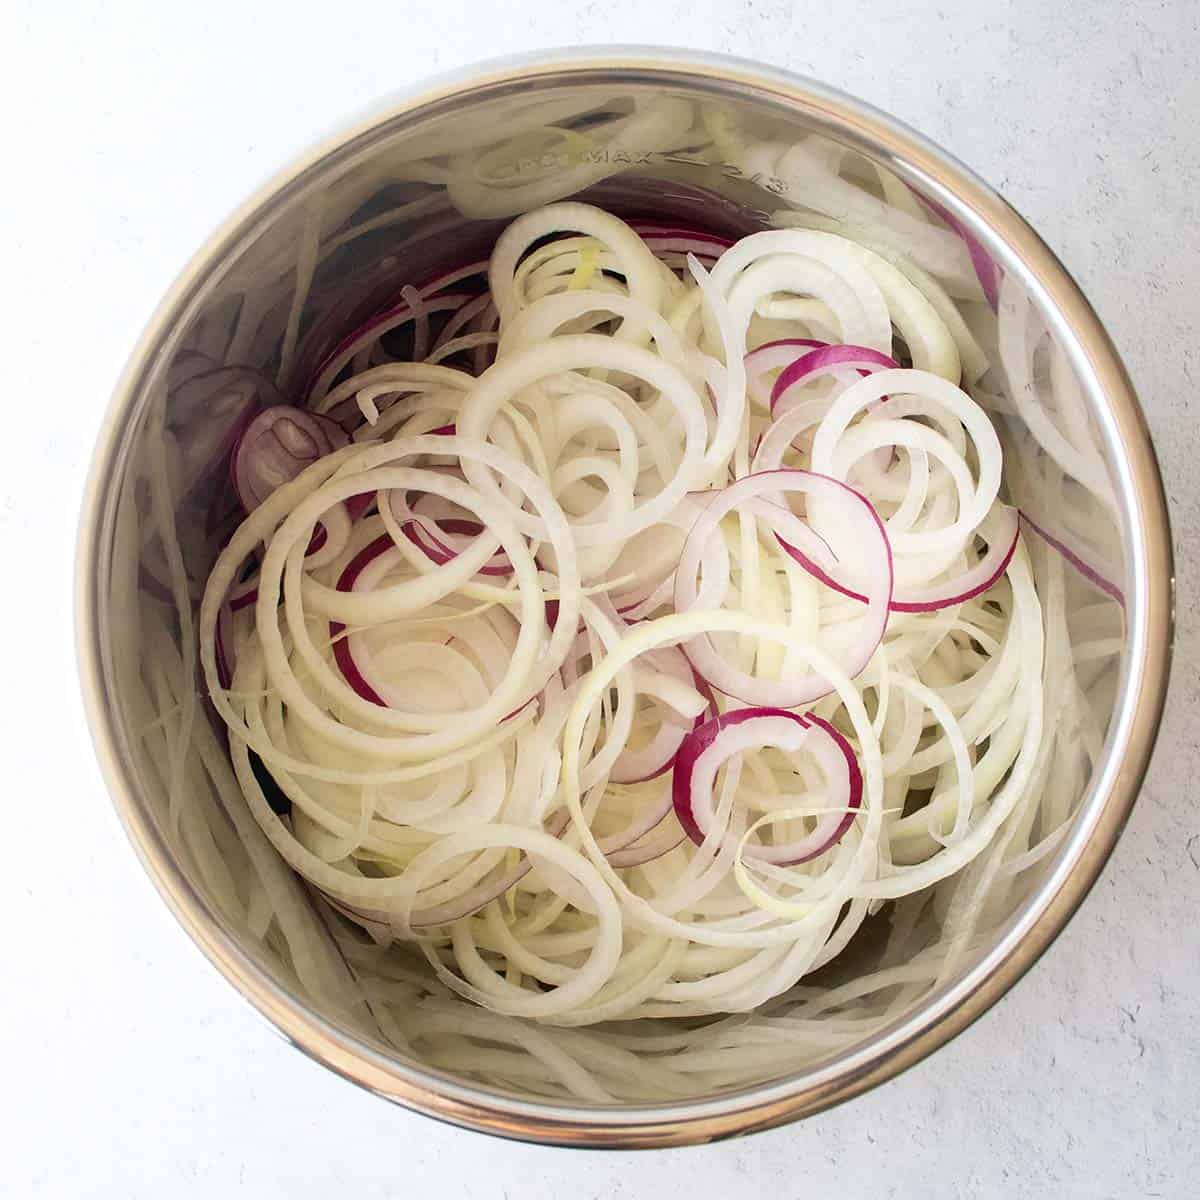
left=198, top=201, right=1045, bottom=1025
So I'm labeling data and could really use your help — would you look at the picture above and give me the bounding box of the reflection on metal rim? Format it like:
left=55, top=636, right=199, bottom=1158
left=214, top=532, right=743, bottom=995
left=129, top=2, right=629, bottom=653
left=74, top=46, right=1173, bottom=1147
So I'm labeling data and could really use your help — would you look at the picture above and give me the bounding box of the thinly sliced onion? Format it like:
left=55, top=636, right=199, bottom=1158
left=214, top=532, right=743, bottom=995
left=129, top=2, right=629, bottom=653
left=330, top=533, right=391, bottom=706
left=673, top=707, right=862, bottom=865
left=186, top=199, right=1055, bottom=1042
left=232, top=406, right=347, bottom=512
left=674, top=470, right=893, bottom=706
left=608, top=646, right=713, bottom=784
left=171, top=365, right=278, bottom=493
left=308, top=291, right=480, bottom=404
left=917, top=195, right=1001, bottom=310
left=392, top=492, right=515, bottom=578
left=1020, top=511, right=1124, bottom=607
left=781, top=504, right=1019, bottom=613
left=770, top=343, right=898, bottom=414
left=744, top=338, right=827, bottom=410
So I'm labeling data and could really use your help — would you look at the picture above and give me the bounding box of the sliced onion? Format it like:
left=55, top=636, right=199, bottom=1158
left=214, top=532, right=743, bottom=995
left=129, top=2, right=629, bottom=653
left=390, top=491, right=513, bottom=578
left=609, top=646, right=714, bottom=784
left=781, top=504, right=1018, bottom=613
left=191, top=200, right=1054, bottom=1041
left=232, top=407, right=346, bottom=512
left=916, top=195, right=1001, bottom=310
left=214, top=602, right=236, bottom=690
left=744, top=338, right=826, bottom=409
left=330, top=534, right=392, bottom=707
left=171, top=365, right=277, bottom=493
left=770, top=343, right=898, bottom=414
left=673, top=707, right=863, bottom=866
left=674, top=470, right=893, bottom=707
left=629, top=222, right=734, bottom=249
left=1020, top=511, right=1124, bottom=607
left=307, top=291, right=479, bottom=404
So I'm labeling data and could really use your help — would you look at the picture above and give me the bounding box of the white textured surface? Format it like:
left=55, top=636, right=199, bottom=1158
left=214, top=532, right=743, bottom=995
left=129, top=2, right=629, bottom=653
left=3, top=2, right=1197, bottom=1195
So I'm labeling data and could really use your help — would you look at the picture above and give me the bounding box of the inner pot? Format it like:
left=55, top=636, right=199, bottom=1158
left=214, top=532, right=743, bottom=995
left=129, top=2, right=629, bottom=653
left=76, top=51, right=1172, bottom=1147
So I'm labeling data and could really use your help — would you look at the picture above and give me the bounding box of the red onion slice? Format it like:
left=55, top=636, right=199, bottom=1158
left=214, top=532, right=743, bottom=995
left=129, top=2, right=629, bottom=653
left=638, top=233, right=727, bottom=261
left=917, top=195, right=1001, bottom=311
left=343, top=492, right=376, bottom=522
left=412, top=495, right=513, bottom=575
left=607, top=720, right=694, bottom=787
left=770, top=344, right=898, bottom=415
left=1020, top=511, right=1125, bottom=607
left=630, top=222, right=735, bottom=249
left=780, top=504, right=1020, bottom=613
left=306, top=290, right=479, bottom=404
left=400, top=518, right=513, bottom=578
left=609, top=646, right=714, bottom=785
left=603, top=821, right=686, bottom=868
left=231, top=407, right=356, bottom=557
left=330, top=534, right=395, bottom=707
left=171, top=365, right=282, bottom=494
left=331, top=525, right=520, bottom=711
left=214, top=603, right=236, bottom=690
left=389, top=491, right=513, bottom=578
left=743, top=338, right=827, bottom=409
left=673, top=708, right=862, bottom=865
left=674, top=470, right=893, bottom=707
left=232, top=406, right=345, bottom=512
left=229, top=582, right=259, bottom=613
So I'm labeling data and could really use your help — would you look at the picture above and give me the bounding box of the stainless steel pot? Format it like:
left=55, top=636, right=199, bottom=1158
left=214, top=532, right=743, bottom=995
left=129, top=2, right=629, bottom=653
left=75, top=48, right=1173, bottom=1147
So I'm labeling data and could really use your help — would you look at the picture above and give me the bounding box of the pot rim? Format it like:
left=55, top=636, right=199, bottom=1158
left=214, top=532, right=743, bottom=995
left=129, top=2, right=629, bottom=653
left=75, top=45, right=1174, bottom=1148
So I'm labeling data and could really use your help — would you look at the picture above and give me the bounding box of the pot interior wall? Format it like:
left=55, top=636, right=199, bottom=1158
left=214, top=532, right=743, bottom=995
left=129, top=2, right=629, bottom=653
left=95, top=75, right=1129, bottom=1107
